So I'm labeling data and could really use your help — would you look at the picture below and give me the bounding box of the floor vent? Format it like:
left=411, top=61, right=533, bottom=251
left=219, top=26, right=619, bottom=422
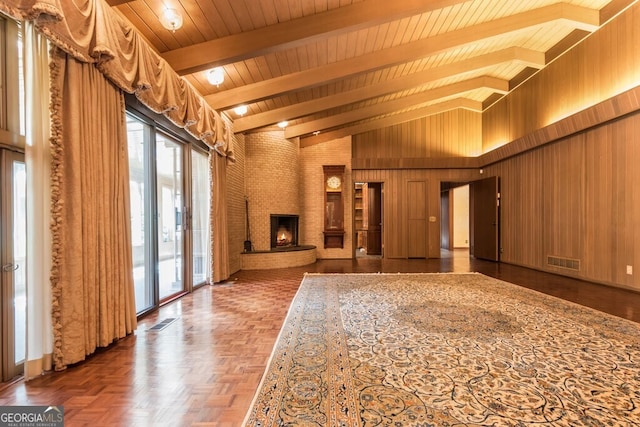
left=547, top=255, right=580, bottom=271
left=147, top=317, right=178, bottom=332
left=216, top=279, right=235, bottom=287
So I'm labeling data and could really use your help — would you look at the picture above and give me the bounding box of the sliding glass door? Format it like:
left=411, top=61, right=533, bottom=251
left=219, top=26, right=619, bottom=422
left=127, top=115, right=154, bottom=313
left=0, top=150, right=26, bottom=381
left=191, top=150, right=210, bottom=286
left=156, top=135, right=183, bottom=300
left=126, top=112, right=210, bottom=315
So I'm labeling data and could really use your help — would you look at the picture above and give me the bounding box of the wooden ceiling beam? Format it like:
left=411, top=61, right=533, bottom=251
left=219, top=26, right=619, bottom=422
left=105, top=0, right=135, bottom=5
left=299, top=99, right=482, bottom=147
left=206, top=3, right=599, bottom=110
left=232, top=47, right=544, bottom=133
left=161, top=0, right=468, bottom=75
left=285, top=77, right=503, bottom=138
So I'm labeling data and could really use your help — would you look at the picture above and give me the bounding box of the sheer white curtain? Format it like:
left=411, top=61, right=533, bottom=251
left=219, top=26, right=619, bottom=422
left=192, top=150, right=211, bottom=284
left=24, top=21, right=53, bottom=379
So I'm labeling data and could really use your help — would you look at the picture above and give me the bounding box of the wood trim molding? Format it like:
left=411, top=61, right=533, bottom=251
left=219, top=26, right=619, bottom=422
left=352, top=157, right=481, bottom=170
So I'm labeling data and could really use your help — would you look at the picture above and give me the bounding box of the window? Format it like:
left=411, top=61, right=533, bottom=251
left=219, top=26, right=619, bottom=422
left=0, top=15, right=26, bottom=380
left=156, top=133, right=183, bottom=301
left=0, top=15, right=25, bottom=139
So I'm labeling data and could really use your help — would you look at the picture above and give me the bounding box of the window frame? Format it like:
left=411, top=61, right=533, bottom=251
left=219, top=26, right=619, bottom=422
left=0, top=15, right=25, bottom=146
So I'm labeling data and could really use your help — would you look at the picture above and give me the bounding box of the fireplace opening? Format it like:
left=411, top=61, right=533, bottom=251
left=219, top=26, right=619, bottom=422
left=270, top=214, right=299, bottom=249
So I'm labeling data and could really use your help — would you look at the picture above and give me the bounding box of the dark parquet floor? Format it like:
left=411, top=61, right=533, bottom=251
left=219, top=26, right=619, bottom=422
left=0, top=250, right=638, bottom=426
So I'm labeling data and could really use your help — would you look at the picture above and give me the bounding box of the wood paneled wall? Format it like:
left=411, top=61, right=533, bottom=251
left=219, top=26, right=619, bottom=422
left=479, top=2, right=640, bottom=291
left=484, top=114, right=640, bottom=291
left=352, top=109, right=482, bottom=259
left=353, top=105, right=640, bottom=290
left=348, top=2, right=640, bottom=291
left=483, top=2, right=640, bottom=152
left=352, top=168, right=481, bottom=259
left=353, top=109, right=482, bottom=159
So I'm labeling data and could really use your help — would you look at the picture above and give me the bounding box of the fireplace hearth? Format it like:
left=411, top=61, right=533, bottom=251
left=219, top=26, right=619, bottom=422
left=270, top=214, right=299, bottom=249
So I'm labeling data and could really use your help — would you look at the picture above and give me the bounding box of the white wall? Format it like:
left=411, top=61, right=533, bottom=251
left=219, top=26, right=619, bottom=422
left=453, top=185, right=469, bottom=248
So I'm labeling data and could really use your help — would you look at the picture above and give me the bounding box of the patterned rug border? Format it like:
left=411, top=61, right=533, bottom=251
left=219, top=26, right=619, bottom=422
left=244, top=272, right=368, bottom=426
left=299, top=271, right=640, bottom=327
left=244, top=272, right=640, bottom=426
left=242, top=272, right=325, bottom=426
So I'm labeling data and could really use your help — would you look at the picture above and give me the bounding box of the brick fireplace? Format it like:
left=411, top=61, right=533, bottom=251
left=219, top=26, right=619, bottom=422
left=241, top=132, right=316, bottom=268
left=270, top=214, right=299, bottom=249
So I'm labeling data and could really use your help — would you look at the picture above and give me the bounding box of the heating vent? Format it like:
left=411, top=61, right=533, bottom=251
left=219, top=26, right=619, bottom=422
left=147, top=317, right=178, bottom=332
left=547, top=256, right=580, bottom=271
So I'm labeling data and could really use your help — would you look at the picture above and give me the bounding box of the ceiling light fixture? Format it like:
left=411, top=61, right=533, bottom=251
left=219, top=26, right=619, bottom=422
left=233, top=105, right=248, bottom=116
left=277, top=121, right=288, bottom=129
left=160, top=7, right=183, bottom=32
left=207, top=67, right=225, bottom=86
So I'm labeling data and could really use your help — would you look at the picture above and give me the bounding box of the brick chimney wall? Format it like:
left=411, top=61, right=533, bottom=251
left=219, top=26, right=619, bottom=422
left=299, top=136, right=353, bottom=259
left=244, top=131, right=300, bottom=251
left=226, top=131, right=246, bottom=274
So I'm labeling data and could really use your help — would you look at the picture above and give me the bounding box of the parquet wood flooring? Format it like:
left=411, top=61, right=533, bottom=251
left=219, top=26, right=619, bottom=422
left=0, top=251, right=638, bottom=426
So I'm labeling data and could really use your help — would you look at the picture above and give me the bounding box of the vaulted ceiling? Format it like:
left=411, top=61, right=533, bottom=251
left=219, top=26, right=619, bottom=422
left=109, top=0, right=632, bottom=145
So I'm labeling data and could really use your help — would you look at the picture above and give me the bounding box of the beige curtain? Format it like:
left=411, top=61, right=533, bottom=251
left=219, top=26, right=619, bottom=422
left=211, top=153, right=230, bottom=283
left=0, top=0, right=61, bottom=21
left=24, top=21, right=54, bottom=380
left=0, top=0, right=236, bottom=282
left=0, top=0, right=234, bottom=159
left=49, top=47, right=137, bottom=369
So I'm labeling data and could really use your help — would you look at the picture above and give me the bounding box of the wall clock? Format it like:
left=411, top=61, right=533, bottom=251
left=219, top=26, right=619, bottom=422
left=322, top=165, right=345, bottom=248
left=326, top=175, right=342, bottom=191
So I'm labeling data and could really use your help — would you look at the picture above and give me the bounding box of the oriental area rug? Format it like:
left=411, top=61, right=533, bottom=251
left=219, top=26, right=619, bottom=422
left=243, top=273, right=640, bottom=426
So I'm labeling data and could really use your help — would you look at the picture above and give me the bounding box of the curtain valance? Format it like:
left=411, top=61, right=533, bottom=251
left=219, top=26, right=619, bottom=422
left=0, top=0, right=234, bottom=160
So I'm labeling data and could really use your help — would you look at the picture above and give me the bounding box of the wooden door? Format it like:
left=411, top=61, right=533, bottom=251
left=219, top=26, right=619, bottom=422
left=407, top=181, right=427, bottom=258
left=471, top=176, right=500, bottom=261
left=366, top=183, right=382, bottom=255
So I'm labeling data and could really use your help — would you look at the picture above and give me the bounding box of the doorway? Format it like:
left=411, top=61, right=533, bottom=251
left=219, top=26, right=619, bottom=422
left=354, top=182, right=383, bottom=258
left=440, top=176, right=500, bottom=261
left=440, top=183, right=470, bottom=252
left=0, top=149, right=25, bottom=381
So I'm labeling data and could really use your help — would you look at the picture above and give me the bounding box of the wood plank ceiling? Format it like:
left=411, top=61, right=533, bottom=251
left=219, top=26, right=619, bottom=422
left=109, top=0, right=633, bottom=146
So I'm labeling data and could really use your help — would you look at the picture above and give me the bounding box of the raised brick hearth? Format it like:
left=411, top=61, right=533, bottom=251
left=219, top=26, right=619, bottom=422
left=240, top=245, right=316, bottom=270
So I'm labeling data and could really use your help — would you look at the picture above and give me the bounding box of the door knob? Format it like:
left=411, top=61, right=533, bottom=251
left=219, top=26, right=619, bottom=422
left=2, top=263, right=18, bottom=272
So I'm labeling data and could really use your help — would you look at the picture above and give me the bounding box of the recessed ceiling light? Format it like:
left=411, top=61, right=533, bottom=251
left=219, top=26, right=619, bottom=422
left=277, top=121, right=288, bottom=129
